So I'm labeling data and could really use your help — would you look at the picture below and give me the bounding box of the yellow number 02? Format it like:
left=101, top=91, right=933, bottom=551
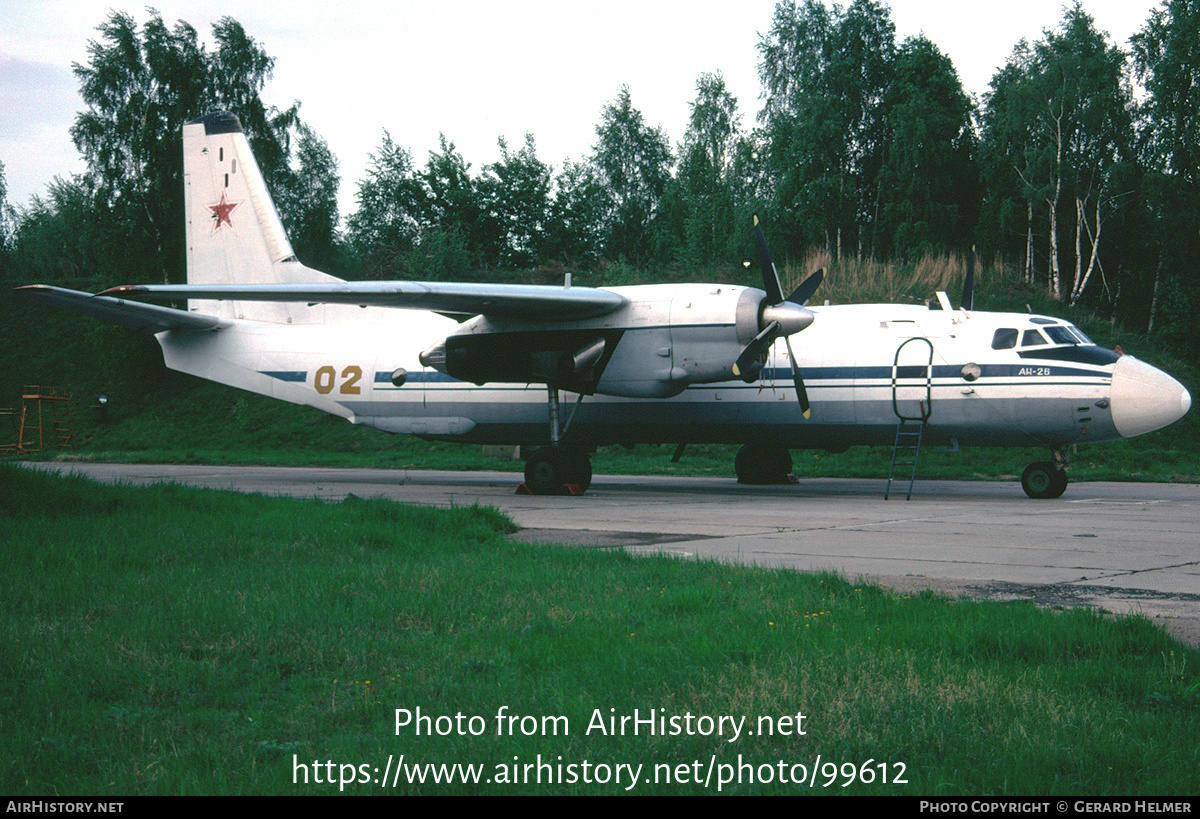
left=314, top=365, right=363, bottom=395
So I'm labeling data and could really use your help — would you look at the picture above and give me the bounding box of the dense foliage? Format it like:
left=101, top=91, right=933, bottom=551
left=4, top=1, right=1200, bottom=358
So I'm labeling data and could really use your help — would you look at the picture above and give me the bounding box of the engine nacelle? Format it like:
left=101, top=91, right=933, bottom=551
left=418, top=284, right=769, bottom=398
left=420, top=330, right=618, bottom=392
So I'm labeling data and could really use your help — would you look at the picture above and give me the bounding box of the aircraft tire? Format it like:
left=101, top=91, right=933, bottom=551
left=524, top=447, right=592, bottom=494
left=524, top=448, right=564, bottom=495
left=563, top=447, right=593, bottom=492
left=1021, top=461, right=1068, bottom=499
left=735, top=444, right=793, bottom=485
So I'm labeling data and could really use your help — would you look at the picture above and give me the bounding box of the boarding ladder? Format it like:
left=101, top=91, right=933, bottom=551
left=885, top=338, right=933, bottom=500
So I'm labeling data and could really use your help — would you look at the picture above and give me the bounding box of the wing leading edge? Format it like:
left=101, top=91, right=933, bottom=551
left=16, top=285, right=228, bottom=333
left=99, top=281, right=630, bottom=321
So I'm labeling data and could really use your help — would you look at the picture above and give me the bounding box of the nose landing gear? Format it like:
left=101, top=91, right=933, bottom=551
left=1021, top=449, right=1070, bottom=499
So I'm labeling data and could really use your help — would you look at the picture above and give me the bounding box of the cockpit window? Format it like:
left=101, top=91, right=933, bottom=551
left=1067, top=325, right=1093, bottom=345
left=1044, top=326, right=1079, bottom=345
left=994, top=324, right=1094, bottom=350
left=992, top=328, right=1018, bottom=350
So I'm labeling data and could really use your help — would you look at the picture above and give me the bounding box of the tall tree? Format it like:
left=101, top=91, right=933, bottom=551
left=1134, top=0, right=1200, bottom=184
left=1132, top=0, right=1200, bottom=340
left=592, top=85, right=674, bottom=266
left=980, top=52, right=1042, bottom=283
left=348, top=132, right=486, bottom=278
left=479, top=134, right=552, bottom=269
left=876, top=36, right=978, bottom=259
left=675, top=72, right=744, bottom=269
left=274, top=124, right=343, bottom=273
left=69, top=10, right=313, bottom=283
left=1054, top=8, right=1133, bottom=306
left=758, top=0, right=895, bottom=257
left=543, top=160, right=607, bottom=268
left=412, top=136, right=488, bottom=277
left=980, top=3, right=1133, bottom=304
left=0, top=160, right=10, bottom=265
left=5, top=177, right=106, bottom=287
left=347, top=130, right=424, bottom=276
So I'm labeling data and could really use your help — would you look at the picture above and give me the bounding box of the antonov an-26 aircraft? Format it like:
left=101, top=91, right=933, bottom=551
left=19, top=111, right=1193, bottom=498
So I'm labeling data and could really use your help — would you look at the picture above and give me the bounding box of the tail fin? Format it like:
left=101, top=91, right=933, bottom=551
left=183, top=111, right=341, bottom=323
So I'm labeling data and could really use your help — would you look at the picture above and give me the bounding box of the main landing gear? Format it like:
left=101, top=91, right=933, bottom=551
left=523, top=446, right=592, bottom=494
left=1020, top=449, right=1070, bottom=499
left=734, top=444, right=795, bottom=485
left=521, top=385, right=593, bottom=495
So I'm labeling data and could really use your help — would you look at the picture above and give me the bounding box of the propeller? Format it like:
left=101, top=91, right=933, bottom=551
left=732, top=216, right=821, bottom=418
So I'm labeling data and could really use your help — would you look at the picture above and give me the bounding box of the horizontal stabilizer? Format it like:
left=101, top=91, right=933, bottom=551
left=98, top=281, right=630, bottom=320
left=17, top=285, right=228, bottom=333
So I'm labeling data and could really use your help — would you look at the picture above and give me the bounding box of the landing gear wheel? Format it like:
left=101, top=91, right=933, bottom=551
left=1021, top=461, right=1068, bottom=499
left=734, top=444, right=793, bottom=485
left=524, top=447, right=592, bottom=494
left=562, top=447, right=592, bottom=492
left=524, top=448, right=564, bottom=495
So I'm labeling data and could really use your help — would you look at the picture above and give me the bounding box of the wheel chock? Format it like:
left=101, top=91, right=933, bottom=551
left=515, top=483, right=585, bottom=496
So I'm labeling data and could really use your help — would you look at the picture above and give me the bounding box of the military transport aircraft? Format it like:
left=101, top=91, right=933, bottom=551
left=19, top=111, right=1192, bottom=498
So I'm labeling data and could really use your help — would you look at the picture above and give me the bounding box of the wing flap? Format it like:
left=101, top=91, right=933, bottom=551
left=17, top=285, right=228, bottom=333
left=98, top=281, right=629, bottom=320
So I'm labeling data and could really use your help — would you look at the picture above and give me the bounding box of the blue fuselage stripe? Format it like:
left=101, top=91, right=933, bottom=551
left=266, top=362, right=1113, bottom=389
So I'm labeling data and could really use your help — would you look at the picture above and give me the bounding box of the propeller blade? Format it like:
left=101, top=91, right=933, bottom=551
left=784, top=336, right=811, bottom=419
left=745, top=217, right=814, bottom=417
left=733, top=320, right=779, bottom=377
left=752, top=215, right=784, bottom=304
left=786, top=267, right=825, bottom=306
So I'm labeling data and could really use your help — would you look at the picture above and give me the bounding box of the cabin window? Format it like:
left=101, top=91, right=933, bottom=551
left=1022, top=329, right=1048, bottom=347
left=991, top=328, right=1018, bottom=350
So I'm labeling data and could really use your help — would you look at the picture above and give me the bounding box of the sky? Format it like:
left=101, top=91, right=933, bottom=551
left=0, top=0, right=1165, bottom=220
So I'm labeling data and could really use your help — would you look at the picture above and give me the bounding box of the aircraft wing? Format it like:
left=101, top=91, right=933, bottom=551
left=16, top=285, right=228, bottom=333
left=99, top=281, right=630, bottom=320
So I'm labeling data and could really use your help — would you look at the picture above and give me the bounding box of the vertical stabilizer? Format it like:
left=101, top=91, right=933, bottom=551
left=182, top=111, right=342, bottom=323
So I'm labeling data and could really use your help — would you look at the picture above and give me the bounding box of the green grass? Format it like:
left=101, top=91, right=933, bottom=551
left=2, top=463, right=1198, bottom=795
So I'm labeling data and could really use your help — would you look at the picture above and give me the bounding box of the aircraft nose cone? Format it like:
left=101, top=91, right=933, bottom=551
left=1110, top=355, right=1191, bottom=438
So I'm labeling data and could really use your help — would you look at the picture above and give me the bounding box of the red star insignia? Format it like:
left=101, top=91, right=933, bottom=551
left=208, top=191, right=240, bottom=232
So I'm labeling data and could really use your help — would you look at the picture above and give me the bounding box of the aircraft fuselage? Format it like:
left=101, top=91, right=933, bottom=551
left=154, top=292, right=1187, bottom=455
